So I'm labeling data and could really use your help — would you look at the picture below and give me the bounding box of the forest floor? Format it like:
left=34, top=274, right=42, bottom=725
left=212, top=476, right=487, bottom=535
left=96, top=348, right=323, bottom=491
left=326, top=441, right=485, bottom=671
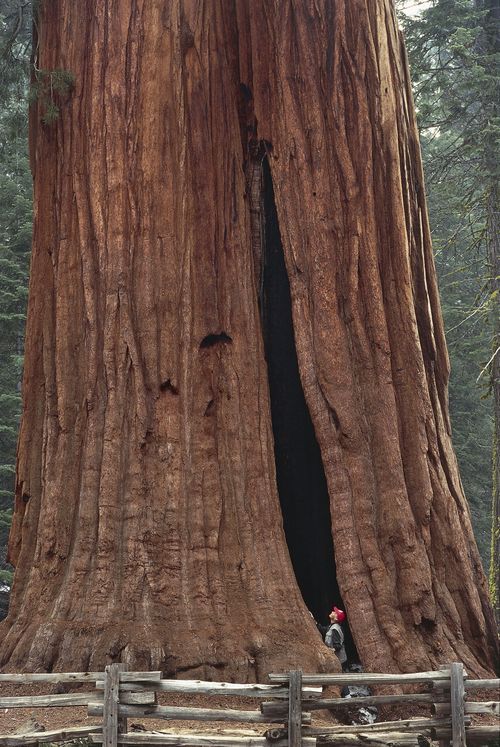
left=0, top=682, right=497, bottom=740
left=0, top=682, right=338, bottom=737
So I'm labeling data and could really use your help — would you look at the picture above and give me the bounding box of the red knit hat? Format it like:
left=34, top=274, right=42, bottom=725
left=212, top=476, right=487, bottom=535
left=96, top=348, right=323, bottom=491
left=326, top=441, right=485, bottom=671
left=331, top=606, right=346, bottom=622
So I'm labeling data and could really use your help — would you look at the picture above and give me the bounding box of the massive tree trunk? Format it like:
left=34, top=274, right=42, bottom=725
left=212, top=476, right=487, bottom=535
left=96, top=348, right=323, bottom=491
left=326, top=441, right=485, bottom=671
left=1, top=0, right=497, bottom=678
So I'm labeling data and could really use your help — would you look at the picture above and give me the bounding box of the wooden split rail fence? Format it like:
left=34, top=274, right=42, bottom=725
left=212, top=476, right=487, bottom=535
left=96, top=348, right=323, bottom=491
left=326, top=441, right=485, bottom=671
left=0, top=663, right=498, bottom=747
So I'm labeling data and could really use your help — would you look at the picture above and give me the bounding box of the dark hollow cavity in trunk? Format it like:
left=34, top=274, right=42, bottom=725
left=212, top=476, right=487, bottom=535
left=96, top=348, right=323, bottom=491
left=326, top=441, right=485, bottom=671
left=259, top=157, right=357, bottom=661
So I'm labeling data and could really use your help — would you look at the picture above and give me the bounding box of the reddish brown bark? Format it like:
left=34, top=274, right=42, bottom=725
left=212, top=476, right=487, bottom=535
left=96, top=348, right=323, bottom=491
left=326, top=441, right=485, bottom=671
left=0, top=0, right=497, bottom=678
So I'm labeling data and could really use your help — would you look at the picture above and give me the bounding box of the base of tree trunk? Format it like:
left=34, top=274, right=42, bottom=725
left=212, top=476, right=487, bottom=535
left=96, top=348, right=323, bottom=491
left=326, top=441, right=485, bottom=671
left=1, top=0, right=497, bottom=679
left=0, top=618, right=338, bottom=679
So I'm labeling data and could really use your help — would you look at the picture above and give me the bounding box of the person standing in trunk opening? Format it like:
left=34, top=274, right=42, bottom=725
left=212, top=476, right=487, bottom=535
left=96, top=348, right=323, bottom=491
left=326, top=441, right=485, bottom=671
left=324, top=606, right=348, bottom=671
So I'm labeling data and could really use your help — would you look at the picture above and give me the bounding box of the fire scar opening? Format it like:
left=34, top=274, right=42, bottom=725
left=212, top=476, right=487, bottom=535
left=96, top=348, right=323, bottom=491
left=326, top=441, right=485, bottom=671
left=256, top=153, right=356, bottom=661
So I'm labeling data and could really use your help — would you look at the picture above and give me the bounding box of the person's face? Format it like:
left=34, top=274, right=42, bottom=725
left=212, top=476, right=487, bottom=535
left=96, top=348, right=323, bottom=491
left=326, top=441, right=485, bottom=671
left=329, top=610, right=338, bottom=623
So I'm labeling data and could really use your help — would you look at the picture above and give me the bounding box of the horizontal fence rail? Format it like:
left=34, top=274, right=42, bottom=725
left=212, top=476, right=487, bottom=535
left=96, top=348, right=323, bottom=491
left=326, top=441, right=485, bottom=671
left=0, top=663, right=498, bottom=746
left=268, top=671, right=457, bottom=685
left=88, top=702, right=312, bottom=725
left=0, top=726, right=99, bottom=746
left=0, top=672, right=161, bottom=684
left=94, top=680, right=322, bottom=699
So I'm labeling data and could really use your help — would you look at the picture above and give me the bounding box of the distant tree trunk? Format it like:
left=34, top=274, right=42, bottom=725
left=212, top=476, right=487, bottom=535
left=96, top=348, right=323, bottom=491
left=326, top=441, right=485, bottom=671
left=490, top=181, right=500, bottom=629
left=0, top=0, right=497, bottom=677
left=484, top=0, right=500, bottom=630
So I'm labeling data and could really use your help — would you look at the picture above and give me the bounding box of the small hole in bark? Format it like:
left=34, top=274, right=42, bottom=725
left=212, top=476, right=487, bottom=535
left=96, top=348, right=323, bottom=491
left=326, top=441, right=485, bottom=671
left=22, top=493, right=30, bottom=504
left=141, top=430, right=154, bottom=449
left=419, top=616, right=437, bottom=631
left=200, top=332, right=232, bottom=349
left=239, top=83, right=252, bottom=101
left=204, top=399, right=215, bottom=416
left=160, top=379, right=179, bottom=395
left=180, top=17, right=194, bottom=55
left=107, top=643, right=126, bottom=663
left=330, top=408, right=341, bottom=430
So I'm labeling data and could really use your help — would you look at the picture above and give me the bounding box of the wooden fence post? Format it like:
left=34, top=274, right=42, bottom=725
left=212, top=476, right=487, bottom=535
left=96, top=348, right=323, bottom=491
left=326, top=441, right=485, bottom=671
left=117, top=664, right=128, bottom=735
left=450, top=662, right=466, bottom=747
left=102, top=663, right=127, bottom=747
left=288, top=669, right=303, bottom=747
left=435, top=665, right=451, bottom=747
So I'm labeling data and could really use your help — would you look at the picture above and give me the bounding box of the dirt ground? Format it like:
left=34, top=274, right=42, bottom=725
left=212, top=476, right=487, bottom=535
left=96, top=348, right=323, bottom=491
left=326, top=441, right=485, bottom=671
left=0, top=681, right=497, bottom=741
left=0, top=682, right=338, bottom=738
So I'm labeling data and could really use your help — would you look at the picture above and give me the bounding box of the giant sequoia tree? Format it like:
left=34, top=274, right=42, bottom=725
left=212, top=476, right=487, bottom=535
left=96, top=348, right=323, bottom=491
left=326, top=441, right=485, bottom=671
left=0, top=0, right=497, bottom=678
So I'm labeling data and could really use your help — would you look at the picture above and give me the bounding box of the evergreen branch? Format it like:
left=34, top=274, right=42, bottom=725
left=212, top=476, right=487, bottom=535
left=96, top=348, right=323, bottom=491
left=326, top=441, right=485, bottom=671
left=477, top=346, right=500, bottom=383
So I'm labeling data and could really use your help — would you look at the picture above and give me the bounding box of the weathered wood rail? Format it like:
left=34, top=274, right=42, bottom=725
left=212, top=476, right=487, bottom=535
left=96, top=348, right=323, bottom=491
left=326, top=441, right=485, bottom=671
left=0, top=663, right=497, bottom=746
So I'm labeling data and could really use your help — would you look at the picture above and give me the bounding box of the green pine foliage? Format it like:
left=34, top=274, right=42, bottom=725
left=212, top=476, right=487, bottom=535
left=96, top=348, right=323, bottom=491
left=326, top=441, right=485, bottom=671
left=399, top=0, right=499, bottom=568
left=29, top=68, right=75, bottom=124
left=0, top=1, right=32, bottom=588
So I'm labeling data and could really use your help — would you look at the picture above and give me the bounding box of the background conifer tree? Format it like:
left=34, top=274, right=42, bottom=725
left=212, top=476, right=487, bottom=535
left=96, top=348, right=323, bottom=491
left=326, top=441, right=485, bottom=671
left=398, top=0, right=499, bottom=617
left=0, top=1, right=32, bottom=612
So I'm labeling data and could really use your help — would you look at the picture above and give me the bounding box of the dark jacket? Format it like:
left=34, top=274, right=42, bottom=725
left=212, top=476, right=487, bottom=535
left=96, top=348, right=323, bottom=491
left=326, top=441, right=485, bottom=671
left=324, top=622, right=347, bottom=665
